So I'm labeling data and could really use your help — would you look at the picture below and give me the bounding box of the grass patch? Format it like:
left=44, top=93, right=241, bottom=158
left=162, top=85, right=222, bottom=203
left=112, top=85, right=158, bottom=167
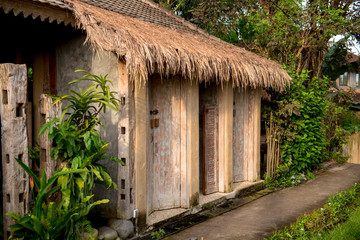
left=316, top=206, right=360, bottom=240
left=267, top=183, right=360, bottom=240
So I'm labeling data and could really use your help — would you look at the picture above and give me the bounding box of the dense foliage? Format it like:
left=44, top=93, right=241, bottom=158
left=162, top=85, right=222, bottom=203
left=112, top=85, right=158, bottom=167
left=264, top=70, right=329, bottom=187
left=155, top=0, right=360, bottom=77
left=8, top=71, right=123, bottom=239
left=267, top=183, right=360, bottom=239
left=280, top=71, right=329, bottom=171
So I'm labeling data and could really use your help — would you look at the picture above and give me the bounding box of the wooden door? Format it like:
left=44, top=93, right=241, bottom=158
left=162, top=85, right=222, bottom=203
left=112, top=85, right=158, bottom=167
left=203, top=105, right=219, bottom=194
left=150, top=76, right=181, bottom=210
left=233, top=89, right=247, bottom=182
left=233, top=88, right=258, bottom=182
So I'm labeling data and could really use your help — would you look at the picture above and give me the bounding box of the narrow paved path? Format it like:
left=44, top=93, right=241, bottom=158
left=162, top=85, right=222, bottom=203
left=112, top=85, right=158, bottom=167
left=166, top=163, right=360, bottom=240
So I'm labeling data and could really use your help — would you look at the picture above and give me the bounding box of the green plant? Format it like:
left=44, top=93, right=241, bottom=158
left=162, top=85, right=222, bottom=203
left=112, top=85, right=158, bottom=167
left=263, top=69, right=329, bottom=184
left=316, top=205, right=360, bottom=240
left=267, top=183, right=360, bottom=239
left=7, top=158, right=108, bottom=240
left=342, top=109, right=360, bottom=134
left=34, top=70, right=124, bottom=238
left=264, top=162, right=315, bottom=188
left=151, top=228, right=166, bottom=239
left=280, top=70, right=329, bottom=172
left=324, top=87, right=354, bottom=158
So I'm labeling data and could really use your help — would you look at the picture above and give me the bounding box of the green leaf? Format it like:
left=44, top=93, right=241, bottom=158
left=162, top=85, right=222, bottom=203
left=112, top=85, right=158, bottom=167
left=14, top=158, right=40, bottom=189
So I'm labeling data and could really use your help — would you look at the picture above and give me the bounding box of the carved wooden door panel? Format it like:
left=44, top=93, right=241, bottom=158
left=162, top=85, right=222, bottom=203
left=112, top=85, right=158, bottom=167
left=0, top=64, right=30, bottom=238
left=203, top=105, right=219, bottom=194
left=151, top=76, right=181, bottom=210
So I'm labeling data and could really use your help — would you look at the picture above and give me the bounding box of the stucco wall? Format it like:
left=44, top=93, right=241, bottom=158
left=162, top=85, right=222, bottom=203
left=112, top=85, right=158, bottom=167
left=56, top=34, right=120, bottom=217
left=344, top=132, right=360, bottom=164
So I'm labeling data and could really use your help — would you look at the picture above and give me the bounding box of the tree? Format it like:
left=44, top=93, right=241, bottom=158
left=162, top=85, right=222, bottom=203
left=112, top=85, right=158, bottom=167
left=191, top=0, right=360, bottom=77
left=152, top=0, right=200, bottom=15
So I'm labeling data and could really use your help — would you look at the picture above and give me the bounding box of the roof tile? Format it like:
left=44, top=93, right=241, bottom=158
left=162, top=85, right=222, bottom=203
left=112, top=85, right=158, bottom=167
left=78, top=0, right=204, bottom=35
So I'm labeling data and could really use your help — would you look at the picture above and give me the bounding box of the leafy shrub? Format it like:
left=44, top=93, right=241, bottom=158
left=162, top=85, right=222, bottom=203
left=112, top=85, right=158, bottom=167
left=267, top=183, right=360, bottom=240
left=342, top=110, right=360, bottom=134
left=264, top=69, right=329, bottom=186
left=7, top=158, right=108, bottom=239
left=264, top=162, right=315, bottom=188
left=8, top=70, right=123, bottom=239
left=280, top=71, right=329, bottom=172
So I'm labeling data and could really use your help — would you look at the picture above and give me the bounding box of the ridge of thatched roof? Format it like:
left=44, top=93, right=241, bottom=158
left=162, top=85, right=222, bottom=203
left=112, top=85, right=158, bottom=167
left=36, top=0, right=291, bottom=90
left=79, top=0, right=211, bottom=38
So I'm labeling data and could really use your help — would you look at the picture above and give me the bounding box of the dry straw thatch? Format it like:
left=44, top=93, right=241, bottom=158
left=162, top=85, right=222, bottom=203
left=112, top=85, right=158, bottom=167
left=65, top=0, right=291, bottom=90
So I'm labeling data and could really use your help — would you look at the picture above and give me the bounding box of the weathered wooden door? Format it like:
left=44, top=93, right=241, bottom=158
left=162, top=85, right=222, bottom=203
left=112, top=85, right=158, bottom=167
left=0, top=64, right=30, bottom=238
left=233, top=89, right=247, bottom=182
left=150, top=76, right=181, bottom=210
left=233, top=88, right=259, bottom=182
left=202, top=105, right=219, bottom=194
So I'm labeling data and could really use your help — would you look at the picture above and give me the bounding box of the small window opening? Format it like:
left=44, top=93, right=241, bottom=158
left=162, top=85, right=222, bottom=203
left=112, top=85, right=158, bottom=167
left=121, top=127, right=126, bottom=135
left=121, top=179, right=125, bottom=189
left=19, top=193, right=24, bottom=203
left=130, top=188, right=133, bottom=204
left=40, top=149, right=46, bottom=162
left=2, top=90, right=8, bottom=104
left=121, top=194, right=126, bottom=200
left=40, top=113, right=46, bottom=126
left=16, top=103, right=24, bottom=117
left=6, top=194, right=10, bottom=203
left=6, top=154, right=9, bottom=164
left=121, top=158, right=126, bottom=165
left=121, top=97, right=126, bottom=105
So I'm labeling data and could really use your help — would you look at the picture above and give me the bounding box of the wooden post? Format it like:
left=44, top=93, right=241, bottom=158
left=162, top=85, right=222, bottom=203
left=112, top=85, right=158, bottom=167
left=134, top=79, right=147, bottom=226
left=218, top=82, right=233, bottom=193
left=182, top=80, right=199, bottom=207
left=117, top=60, right=134, bottom=219
left=39, top=94, right=61, bottom=178
left=0, top=64, right=29, bottom=239
left=253, top=88, right=261, bottom=180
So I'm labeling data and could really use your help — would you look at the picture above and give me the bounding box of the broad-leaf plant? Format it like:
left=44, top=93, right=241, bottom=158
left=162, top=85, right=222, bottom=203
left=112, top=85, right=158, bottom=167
left=8, top=70, right=124, bottom=239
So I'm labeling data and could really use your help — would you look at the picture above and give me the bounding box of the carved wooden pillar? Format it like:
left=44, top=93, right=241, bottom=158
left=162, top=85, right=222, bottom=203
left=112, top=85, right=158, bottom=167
left=0, top=64, right=29, bottom=239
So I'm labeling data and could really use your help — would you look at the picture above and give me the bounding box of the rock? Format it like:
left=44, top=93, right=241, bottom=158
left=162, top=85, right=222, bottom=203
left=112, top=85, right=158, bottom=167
left=110, top=219, right=134, bottom=239
left=98, top=226, right=119, bottom=240
left=78, top=228, right=99, bottom=240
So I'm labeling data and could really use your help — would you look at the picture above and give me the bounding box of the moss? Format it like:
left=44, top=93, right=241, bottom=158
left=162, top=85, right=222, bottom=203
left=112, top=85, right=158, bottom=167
left=190, top=192, right=199, bottom=207
left=137, top=212, right=147, bottom=228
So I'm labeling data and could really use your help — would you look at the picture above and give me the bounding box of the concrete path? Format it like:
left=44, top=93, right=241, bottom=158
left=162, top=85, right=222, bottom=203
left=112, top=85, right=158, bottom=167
left=166, top=163, right=360, bottom=240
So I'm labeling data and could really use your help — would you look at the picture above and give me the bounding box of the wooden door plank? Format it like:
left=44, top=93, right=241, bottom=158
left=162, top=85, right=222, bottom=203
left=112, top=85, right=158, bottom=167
left=203, top=105, right=219, bottom=194
left=151, top=76, right=181, bottom=210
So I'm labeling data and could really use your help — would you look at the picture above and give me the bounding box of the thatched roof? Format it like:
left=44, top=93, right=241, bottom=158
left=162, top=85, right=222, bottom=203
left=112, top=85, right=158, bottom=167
left=40, top=0, right=291, bottom=90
